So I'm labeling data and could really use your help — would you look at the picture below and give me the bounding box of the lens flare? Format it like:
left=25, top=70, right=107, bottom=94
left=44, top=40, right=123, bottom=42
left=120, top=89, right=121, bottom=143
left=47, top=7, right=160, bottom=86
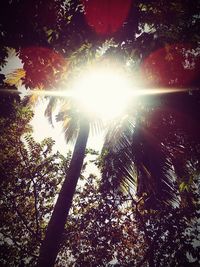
left=71, top=67, right=133, bottom=120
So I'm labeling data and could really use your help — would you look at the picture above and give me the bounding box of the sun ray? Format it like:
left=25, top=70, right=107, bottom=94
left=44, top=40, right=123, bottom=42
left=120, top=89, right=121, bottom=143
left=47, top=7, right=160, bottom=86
left=0, top=86, right=192, bottom=98
left=0, top=66, right=194, bottom=122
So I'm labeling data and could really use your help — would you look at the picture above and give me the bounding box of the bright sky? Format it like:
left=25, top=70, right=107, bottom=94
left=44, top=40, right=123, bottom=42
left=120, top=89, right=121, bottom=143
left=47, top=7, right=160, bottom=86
left=31, top=99, right=105, bottom=155
left=31, top=100, right=103, bottom=178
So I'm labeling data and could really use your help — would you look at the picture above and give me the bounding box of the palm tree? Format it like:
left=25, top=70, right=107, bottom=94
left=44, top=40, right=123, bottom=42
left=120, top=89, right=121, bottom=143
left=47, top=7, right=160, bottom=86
left=4, top=44, right=132, bottom=266
left=2, top=1, right=200, bottom=266
left=101, top=91, right=200, bottom=211
left=4, top=34, right=200, bottom=267
left=37, top=112, right=90, bottom=266
left=6, top=62, right=200, bottom=267
left=36, top=55, right=124, bottom=266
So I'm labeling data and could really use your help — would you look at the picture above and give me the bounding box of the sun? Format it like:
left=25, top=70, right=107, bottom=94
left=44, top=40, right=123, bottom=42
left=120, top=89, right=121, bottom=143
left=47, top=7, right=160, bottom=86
left=71, top=65, right=133, bottom=120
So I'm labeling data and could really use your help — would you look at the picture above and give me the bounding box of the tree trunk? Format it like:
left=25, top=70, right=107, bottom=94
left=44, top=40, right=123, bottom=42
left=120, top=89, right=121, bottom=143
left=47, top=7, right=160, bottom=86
left=37, top=119, right=89, bottom=267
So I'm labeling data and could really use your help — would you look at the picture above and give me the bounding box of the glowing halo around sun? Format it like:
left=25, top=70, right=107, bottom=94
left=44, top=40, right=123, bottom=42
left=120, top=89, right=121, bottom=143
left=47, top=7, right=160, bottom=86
left=70, top=66, right=133, bottom=120
left=22, top=62, right=193, bottom=122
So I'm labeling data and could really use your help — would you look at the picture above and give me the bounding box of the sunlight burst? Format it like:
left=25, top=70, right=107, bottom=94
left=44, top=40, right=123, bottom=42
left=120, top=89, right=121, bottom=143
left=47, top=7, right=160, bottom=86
left=71, top=67, right=133, bottom=120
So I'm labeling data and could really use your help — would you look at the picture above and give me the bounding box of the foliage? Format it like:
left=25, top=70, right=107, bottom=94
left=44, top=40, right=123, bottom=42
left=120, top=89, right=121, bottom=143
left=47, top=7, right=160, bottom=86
left=1, top=1, right=200, bottom=266
left=100, top=90, right=200, bottom=208
left=59, top=172, right=200, bottom=267
left=0, top=105, right=199, bottom=267
left=19, top=47, right=67, bottom=89
left=0, top=103, right=33, bottom=185
left=1, top=140, right=199, bottom=267
left=0, top=104, right=67, bottom=266
left=0, top=73, right=20, bottom=118
left=1, top=0, right=200, bottom=82
left=58, top=174, right=144, bottom=266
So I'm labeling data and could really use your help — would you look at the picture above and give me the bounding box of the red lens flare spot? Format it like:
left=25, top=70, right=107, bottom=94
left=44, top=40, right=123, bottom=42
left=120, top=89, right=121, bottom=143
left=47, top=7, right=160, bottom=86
left=19, top=47, right=67, bottom=89
left=82, top=0, right=132, bottom=35
left=141, top=44, right=200, bottom=88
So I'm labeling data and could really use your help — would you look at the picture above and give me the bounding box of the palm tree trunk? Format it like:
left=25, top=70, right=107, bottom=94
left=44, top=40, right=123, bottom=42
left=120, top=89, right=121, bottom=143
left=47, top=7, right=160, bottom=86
left=37, top=118, right=89, bottom=267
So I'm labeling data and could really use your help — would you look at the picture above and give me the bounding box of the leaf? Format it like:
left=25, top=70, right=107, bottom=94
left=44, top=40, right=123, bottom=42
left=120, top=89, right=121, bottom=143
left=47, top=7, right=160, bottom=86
left=179, top=182, right=189, bottom=192
left=5, top=68, right=26, bottom=86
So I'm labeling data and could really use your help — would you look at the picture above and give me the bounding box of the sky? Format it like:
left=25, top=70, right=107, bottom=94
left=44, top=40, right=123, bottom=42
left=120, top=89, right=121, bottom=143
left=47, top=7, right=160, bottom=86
left=31, top=99, right=105, bottom=154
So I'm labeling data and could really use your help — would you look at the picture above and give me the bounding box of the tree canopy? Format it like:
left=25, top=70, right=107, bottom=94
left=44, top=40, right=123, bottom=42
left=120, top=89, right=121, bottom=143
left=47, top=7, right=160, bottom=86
left=0, top=104, right=67, bottom=266
left=0, top=0, right=200, bottom=266
left=1, top=114, right=199, bottom=266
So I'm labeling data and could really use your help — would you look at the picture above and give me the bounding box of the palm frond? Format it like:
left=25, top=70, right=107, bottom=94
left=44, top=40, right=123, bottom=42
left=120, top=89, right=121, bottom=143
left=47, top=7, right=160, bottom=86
left=44, top=97, right=58, bottom=126
left=132, top=126, right=176, bottom=203
left=63, top=117, right=79, bottom=143
left=90, top=118, right=104, bottom=136
left=101, top=115, right=177, bottom=207
left=55, top=101, right=79, bottom=143
left=101, top=117, right=137, bottom=191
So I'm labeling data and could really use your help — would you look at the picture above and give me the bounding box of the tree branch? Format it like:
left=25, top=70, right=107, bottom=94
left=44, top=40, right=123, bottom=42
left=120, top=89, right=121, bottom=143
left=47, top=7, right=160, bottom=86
left=11, top=197, right=41, bottom=243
